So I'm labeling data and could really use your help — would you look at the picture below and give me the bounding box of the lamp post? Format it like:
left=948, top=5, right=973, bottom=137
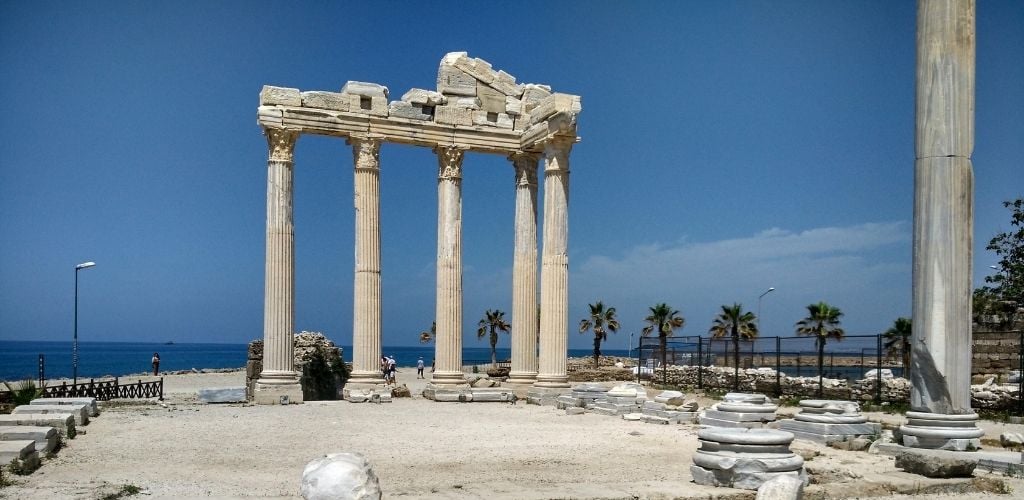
left=74, top=261, right=96, bottom=386
left=757, top=287, right=775, bottom=334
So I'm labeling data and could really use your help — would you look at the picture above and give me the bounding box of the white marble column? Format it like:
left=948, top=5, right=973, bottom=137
left=904, top=0, right=982, bottom=450
left=255, top=127, right=303, bottom=404
left=431, top=146, right=467, bottom=385
left=507, top=152, right=540, bottom=384
left=347, top=135, right=384, bottom=385
left=535, top=138, right=572, bottom=388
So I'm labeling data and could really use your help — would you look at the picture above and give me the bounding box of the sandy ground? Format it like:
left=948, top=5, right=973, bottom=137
left=2, top=369, right=1024, bottom=499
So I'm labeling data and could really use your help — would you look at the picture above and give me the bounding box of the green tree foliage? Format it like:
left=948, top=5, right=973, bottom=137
left=883, top=317, right=912, bottom=379
left=419, top=321, right=436, bottom=343
left=477, top=310, right=511, bottom=367
left=2, top=380, right=43, bottom=406
left=579, top=301, right=621, bottom=368
left=795, top=302, right=845, bottom=396
left=641, top=303, right=685, bottom=378
left=709, top=303, right=759, bottom=389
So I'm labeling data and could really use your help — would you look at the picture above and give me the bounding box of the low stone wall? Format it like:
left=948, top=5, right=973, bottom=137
left=650, top=365, right=1022, bottom=410
left=972, top=331, right=1022, bottom=376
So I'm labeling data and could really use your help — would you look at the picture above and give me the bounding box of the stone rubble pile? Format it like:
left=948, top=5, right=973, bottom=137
left=700, top=393, right=778, bottom=428
left=260, top=52, right=581, bottom=135
left=589, top=383, right=646, bottom=417
left=641, top=390, right=699, bottom=424
left=777, top=399, right=880, bottom=444
left=247, top=332, right=344, bottom=401
left=554, top=383, right=700, bottom=424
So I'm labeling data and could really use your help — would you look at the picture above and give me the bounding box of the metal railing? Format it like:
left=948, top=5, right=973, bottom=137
left=40, top=377, right=163, bottom=401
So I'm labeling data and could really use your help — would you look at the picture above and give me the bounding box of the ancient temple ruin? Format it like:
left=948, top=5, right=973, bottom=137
left=253, top=52, right=581, bottom=404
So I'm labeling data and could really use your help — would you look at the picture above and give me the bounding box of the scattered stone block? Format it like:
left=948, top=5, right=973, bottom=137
left=529, top=93, right=582, bottom=124
left=301, top=91, right=350, bottom=111
left=0, top=426, right=58, bottom=454
left=755, top=475, right=805, bottom=500
left=261, top=85, right=301, bottom=106
left=1000, top=432, right=1024, bottom=448
left=521, top=84, right=552, bottom=110
left=0, top=414, right=75, bottom=437
left=895, top=449, right=977, bottom=478
left=565, top=407, right=585, bottom=415
left=198, top=387, right=247, bottom=403
left=301, top=452, right=382, bottom=500
left=30, top=397, right=98, bottom=417
left=340, top=81, right=388, bottom=99
left=0, top=440, right=40, bottom=473
left=13, top=404, right=89, bottom=426
left=622, top=413, right=643, bottom=421
left=505, top=96, right=523, bottom=116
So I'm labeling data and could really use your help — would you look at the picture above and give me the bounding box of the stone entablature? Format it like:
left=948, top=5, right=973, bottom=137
left=257, top=52, right=580, bottom=155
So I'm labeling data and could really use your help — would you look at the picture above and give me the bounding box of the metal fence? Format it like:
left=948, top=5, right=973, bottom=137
left=40, top=377, right=164, bottom=401
left=635, top=334, right=909, bottom=402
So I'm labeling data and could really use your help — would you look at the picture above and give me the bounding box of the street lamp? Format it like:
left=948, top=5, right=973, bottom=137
left=757, top=287, right=776, bottom=333
left=74, top=261, right=96, bottom=386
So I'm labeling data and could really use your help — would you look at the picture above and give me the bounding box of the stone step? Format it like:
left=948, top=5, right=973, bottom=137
left=0, top=440, right=41, bottom=472
left=30, top=397, right=99, bottom=417
left=0, top=426, right=58, bottom=454
left=0, top=414, right=76, bottom=437
left=13, top=404, right=89, bottom=426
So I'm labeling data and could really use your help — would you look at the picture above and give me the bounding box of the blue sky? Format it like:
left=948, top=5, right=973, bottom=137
left=1, top=1, right=1021, bottom=351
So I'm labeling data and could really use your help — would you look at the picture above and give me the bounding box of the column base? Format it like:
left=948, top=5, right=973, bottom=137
left=532, top=374, right=569, bottom=389
left=430, top=371, right=468, bottom=386
left=348, top=371, right=386, bottom=385
left=506, top=371, right=538, bottom=385
left=900, top=411, right=984, bottom=451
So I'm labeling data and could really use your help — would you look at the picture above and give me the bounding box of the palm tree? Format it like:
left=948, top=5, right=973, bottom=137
left=709, top=303, right=759, bottom=389
left=641, top=303, right=685, bottom=383
left=883, top=317, right=912, bottom=379
left=419, top=321, right=436, bottom=344
left=477, top=310, right=511, bottom=367
left=579, top=302, right=621, bottom=368
left=795, top=301, right=845, bottom=396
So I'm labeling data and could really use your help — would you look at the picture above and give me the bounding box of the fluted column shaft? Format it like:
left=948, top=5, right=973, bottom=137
left=508, top=153, right=540, bottom=384
left=432, top=146, right=467, bottom=385
left=348, top=135, right=384, bottom=384
left=535, top=138, right=572, bottom=388
left=911, top=0, right=974, bottom=414
left=258, top=128, right=300, bottom=386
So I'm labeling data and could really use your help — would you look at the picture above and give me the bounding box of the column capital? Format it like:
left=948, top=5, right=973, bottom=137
left=349, top=134, right=382, bottom=171
left=509, top=152, right=539, bottom=187
left=264, top=128, right=299, bottom=163
left=543, top=136, right=574, bottom=172
left=434, top=145, right=466, bottom=180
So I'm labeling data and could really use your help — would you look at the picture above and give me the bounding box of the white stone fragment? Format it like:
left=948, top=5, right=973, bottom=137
left=198, top=387, right=247, bottom=403
left=476, top=82, right=507, bottom=113
left=301, top=91, right=350, bottom=111
left=436, top=64, right=477, bottom=96
left=340, top=81, right=389, bottom=99
left=433, top=105, right=472, bottom=126
left=401, top=88, right=447, bottom=106
left=521, top=84, right=552, bottom=111
left=450, top=97, right=481, bottom=110
left=755, top=475, right=805, bottom=500
left=261, top=85, right=302, bottom=106
left=301, top=452, right=382, bottom=500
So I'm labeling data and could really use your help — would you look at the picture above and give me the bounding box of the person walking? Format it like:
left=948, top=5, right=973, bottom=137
left=151, top=352, right=161, bottom=376
left=416, top=357, right=425, bottom=379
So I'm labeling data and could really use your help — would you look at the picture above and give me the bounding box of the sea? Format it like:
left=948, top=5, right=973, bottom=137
left=0, top=340, right=631, bottom=382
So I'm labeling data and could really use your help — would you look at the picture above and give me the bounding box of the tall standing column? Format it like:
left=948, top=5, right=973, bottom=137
left=507, top=153, right=540, bottom=385
left=348, top=134, right=384, bottom=385
left=431, top=146, right=467, bottom=385
left=535, top=137, right=573, bottom=388
left=902, top=0, right=983, bottom=450
left=255, top=127, right=303, bottom=404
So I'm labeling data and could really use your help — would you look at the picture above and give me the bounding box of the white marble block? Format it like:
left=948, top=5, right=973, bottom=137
left=198, top=387, right=247, bottom=403
left=401, top=88, right=446, bottom=106
left=301, top=91, right=350, bottom=111
left=301, top=452, right=382, bottom=500
left=13, top=404, right=89, bottom=426
left=30, top=397, right=98, bottom=417
left=433, top=105, right=472, bottom=126
left=0, top=425, right=58, bottom=454
left=436, top=64, right=477, bottom=96
left=388, top=101, right=433, bottom=121
left=340, top=81, right=388, bottom=99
